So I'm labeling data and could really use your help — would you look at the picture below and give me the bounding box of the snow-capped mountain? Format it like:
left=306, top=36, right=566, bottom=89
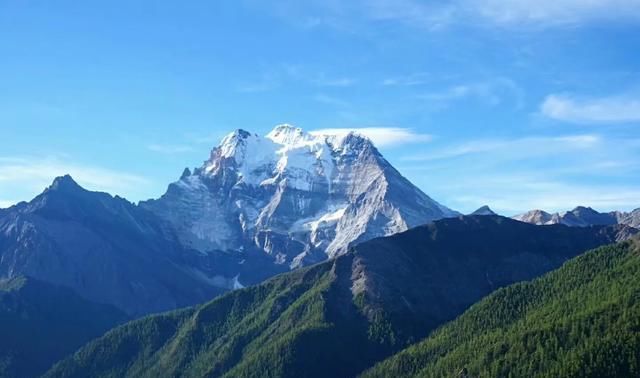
left=513, top=206, right=640, bottom=228
left=141, top=124, right=458, bottom=283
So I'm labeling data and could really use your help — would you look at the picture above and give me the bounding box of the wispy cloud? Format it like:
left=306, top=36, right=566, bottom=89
left=382, top=72, right=432, bottom=87
left=398, top=133, right=639, bottom=213
left=236, top=82, right=278, bottom=93
left=312, top=76, right=355, bottom=87
left=403, top=134, right=600, bottom=162
left=443, top=176, right=640, bottom=215
left=313, top=93, right=350, bottom=107
left=541, top=93, right=640, bottom=124
left=384, top=77, right=525, bottom=110
left=0, top=156, right=152, bottom=206
left=147, top=144, right=194, bottom=154
left=311, top=127, right=432, bottom=147
left=237, top=64, right=356, bottom=93
left=257, top=0, right=640, bottom=31
left=471, top=0, right=640, bottom=26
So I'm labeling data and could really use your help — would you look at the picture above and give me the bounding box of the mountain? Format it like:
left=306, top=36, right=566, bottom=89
left=514, top=206, right=640, bottom=228
left=0, top=276, right=127, bottom=378
left=140, top=124, right=458, bottom=286
left=363, top=237, right=640, bottom=378
left=0, top=175, right=224, bottom=316
left=469, top=205, right=496, bottom=216
left=45, top=216, right=635, bottom=378
left=617, top=208, right=640, bottom=228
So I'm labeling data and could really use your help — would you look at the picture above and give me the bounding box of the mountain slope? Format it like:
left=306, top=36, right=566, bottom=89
left=363, top=238, right=640, bottom=378
left=0, top=276, right=127, bottom=378
left=45, top=216, right=634, bottom=378
left=0, top=175, right=223, bottom=316
left=141, top=125, right=457, bottom=285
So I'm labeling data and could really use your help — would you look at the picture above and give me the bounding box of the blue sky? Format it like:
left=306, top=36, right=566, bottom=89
left=1, top=0, right=640, bottom=214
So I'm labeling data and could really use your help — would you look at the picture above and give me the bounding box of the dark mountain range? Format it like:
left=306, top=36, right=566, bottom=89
left=45, top=216, right=635, bottom=378
left=0, top=276, right=127, bottom=378
left=363, top=237, right=640, bottom=378
left=0, top=175, right=223, bottom=316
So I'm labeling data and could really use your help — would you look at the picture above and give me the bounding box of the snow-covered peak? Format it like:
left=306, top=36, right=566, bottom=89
left=203, top=129, right=277, bottom=184
left=217, top=129, right=255, bottom=159
left=266, top=124, right=316, bottom=147
left=146, top=123, right=458, bottom=274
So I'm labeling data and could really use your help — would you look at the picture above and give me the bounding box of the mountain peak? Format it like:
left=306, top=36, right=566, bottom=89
left=219, top=129, right=252, bottom=145
left=266, top=124, right=315, bottom=147
left=145, top=124, right=457, bottom=270
left=180, top=167, right=192, bottom=179
left=571, top=206, right=597, bottom=213
left=267, top=123, right=302, bottom=137
left=48, top=175, right=83, bottom=193
left=215, top=129, right=257, bottom=160
left=471, top=205, right=497, bottom=216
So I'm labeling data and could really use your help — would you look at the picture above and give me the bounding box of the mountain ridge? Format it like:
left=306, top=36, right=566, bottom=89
left=0, top=175, right=224, bottom=316
left=45, top=215, right=636, bottom=378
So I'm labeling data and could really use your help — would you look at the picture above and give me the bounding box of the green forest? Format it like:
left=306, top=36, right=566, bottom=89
left=363, top=239, right=640, bottom=377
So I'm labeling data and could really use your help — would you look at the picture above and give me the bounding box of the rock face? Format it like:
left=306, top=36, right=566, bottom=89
left=141, top=125, right=458, bottom=285
left=513, top=206, right=640, bottom=228
left=0, top=175, right=223, bottom=316
left=617, top=208, right=640, bottom=228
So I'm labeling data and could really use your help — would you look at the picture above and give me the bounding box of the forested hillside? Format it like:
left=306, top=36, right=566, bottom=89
left=364, top=238, right=640, bottom=378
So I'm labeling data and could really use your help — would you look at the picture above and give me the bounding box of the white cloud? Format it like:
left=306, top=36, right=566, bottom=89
left=541, top=94, right=640, bottom=124
left=311, top=127, right=432, bottom=147
left=0, top=156, right=152, bottom=206
left=147, top=144, right=194, bottom=154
